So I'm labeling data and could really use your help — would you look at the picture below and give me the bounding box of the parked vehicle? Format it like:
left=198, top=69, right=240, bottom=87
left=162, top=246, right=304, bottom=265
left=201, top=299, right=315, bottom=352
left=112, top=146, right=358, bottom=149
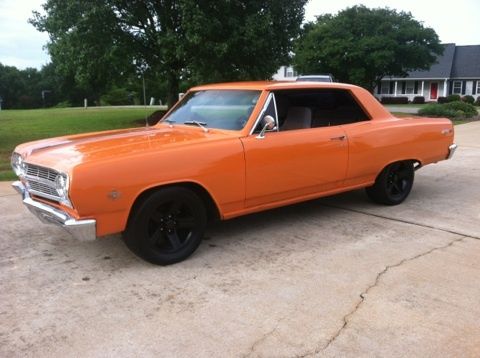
left=11, top=81, right=456, bottom=265
left=296, top=74, right=334, bottom=82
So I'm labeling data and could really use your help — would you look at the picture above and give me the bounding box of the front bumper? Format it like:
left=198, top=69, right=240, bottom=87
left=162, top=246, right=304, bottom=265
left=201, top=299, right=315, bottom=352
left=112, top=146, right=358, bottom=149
left=12, top=181, right=96, bottom=241
left=447, top=143, right=457, bottom=160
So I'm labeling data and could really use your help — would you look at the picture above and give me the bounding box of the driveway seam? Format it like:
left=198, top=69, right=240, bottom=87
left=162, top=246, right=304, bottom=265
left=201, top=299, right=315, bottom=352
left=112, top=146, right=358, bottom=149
left=320, top=203, right=480, bottom=241
left=300, top=235, right=469, bottom=357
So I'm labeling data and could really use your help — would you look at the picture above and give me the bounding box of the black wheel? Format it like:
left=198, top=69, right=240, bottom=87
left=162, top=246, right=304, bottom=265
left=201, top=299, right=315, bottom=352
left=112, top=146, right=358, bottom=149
left=366, top=161, right=414, bottom=205
left=124, top=187, right=207, bottom=265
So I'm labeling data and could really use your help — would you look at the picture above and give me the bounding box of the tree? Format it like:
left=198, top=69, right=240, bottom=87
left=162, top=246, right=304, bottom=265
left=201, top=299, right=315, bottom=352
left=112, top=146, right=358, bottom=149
left=293, top=6, right=443, bottom=91
left=31, top=0, right=307, bottom=108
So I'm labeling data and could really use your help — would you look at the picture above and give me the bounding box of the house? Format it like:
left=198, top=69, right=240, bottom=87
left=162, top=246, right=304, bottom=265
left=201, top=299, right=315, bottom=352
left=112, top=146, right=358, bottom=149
left=377, top=43, right=480, bottom=101
left=272, top=65, right=297, bottom=81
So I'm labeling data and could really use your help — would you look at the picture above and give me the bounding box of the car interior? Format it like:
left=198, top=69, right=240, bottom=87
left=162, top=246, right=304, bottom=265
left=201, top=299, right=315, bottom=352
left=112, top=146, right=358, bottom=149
left=258, top=89, right=371, bottom=132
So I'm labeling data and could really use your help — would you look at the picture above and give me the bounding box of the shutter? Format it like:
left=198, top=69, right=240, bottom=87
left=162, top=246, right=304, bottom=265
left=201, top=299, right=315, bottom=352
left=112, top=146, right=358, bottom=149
left=473, top=81, right=477, bottom=95
left=283, top=66, right=287, bottom=77
left=401, top=81, right=406, bottom=94
left=377, top=81, right=381, bottom=94
left=389, top=81, right=394, bottom=94
left=462, top=81, right=466, bottom=95
left=449, top=81, right=453, bottom=95
left=414, top=81, right=418, bottom=94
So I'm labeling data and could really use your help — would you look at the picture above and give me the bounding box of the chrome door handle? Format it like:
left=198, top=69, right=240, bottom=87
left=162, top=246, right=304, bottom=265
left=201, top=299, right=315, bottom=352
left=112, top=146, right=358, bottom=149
left=330, top=135, right=346, bottom=141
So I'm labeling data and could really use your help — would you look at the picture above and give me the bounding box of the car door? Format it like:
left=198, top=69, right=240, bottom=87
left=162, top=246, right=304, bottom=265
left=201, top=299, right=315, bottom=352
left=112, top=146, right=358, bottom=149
left=240, top=92, right=348, bottom=208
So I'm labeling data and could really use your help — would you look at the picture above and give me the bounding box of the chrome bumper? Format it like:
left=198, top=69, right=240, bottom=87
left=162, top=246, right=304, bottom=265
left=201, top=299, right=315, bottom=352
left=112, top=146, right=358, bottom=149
left=447, top=144, right=457, bottom=160
left=12, top=181, right=96, bottom=241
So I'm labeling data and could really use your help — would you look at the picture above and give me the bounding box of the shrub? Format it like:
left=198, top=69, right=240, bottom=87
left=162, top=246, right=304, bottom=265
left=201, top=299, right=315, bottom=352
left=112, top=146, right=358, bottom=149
left=462, top=95, right=475, bottom=104
left=419, top=101, right=477, bottom=119
left=446, top=94, right=461, bottom=102
left=54, top=100, right=72, bottom=108
left=437, top=96, right=448, bottom=104
left=381, top=96, right=409, bottom=104
left=100, top=87, right=136, bottom=106
left=443, top=101, right=478, bottom=117
left=412, top=96, right=425, bottom=104
left=475, top=97, right=480, bottom=106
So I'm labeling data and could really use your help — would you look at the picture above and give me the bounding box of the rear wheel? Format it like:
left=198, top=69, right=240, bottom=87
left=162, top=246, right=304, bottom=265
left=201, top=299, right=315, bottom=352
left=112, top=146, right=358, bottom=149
left=366, top=161, right=414, bottom=205
left=124, top=187, right=207, bottom=265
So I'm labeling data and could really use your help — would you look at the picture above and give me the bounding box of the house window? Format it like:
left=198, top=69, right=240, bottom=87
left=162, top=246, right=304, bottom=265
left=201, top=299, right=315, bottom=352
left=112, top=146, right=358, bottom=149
left=406, top=82, right=415, bottom=94
left=381, top=82, right=390, bottom=94
left=477, top=81, right=480, bottom=94
left=453, top=81, right=462, bottom=94
left=286, top=69, right=294, bottom=77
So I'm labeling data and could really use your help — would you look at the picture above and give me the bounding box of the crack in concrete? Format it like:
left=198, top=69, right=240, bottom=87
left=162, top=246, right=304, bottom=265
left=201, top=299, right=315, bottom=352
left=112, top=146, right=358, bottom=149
left=320, top=203, right=480, bottom=241
left=300, top=235, right=469, bottom=357
left=243, top=316, right=288, bottom=358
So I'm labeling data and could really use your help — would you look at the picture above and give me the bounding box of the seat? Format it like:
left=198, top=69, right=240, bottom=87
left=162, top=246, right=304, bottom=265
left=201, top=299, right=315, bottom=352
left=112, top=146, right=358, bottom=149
left=281, top=107, right=312, bottom=130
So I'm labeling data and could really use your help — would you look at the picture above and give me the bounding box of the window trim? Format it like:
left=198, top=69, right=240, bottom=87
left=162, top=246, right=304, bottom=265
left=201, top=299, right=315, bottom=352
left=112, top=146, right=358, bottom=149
left=249, top=93, right=279, bottom=135
left=380, top=82, right=390, bottom=95
left=405, top=82, right=415, bottom=94
left=452, top=81, right=462, bottom=94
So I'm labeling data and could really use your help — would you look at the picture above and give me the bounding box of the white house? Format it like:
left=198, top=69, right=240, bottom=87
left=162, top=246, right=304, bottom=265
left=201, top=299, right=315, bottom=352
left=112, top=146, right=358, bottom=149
left=377, top=44, right=480, bottom=101
left=272, top=65, right=297, bottom=81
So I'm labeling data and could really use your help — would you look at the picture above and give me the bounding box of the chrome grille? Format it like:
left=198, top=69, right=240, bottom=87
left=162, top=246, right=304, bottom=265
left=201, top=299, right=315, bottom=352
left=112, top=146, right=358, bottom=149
left=26, top=164, right=58, bottom=181
left=24, top=163, right=61, bottom=201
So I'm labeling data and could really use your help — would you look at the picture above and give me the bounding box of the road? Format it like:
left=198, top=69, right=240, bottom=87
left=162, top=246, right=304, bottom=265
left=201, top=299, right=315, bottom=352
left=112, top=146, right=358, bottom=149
left=1, top=122, right=479, bottom=357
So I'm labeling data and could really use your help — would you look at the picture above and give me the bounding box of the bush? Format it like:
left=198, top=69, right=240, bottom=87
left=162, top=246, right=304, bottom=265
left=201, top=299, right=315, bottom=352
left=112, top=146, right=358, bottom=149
left=437, top=96, right=448, bottom=104
left=100, top=87, right=136, bottom=106
left=412, top=96, right=425, bottom=104
left=462, top=95, right=475, bottom=104
left=419, top=101, right=478, bottom=119
left=475, top=97, right=480, bottom=106
left=446, top=94, right=461, bottom=102
left=381, top=96, right=409, bottom=104
left=54, top=100, right=72, bottom=108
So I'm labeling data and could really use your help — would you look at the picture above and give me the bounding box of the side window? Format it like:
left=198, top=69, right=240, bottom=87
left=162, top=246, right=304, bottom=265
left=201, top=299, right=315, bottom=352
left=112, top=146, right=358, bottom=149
left=274, top=89, right=370, bottom=131
left=253, top=94, right=278, bottom=133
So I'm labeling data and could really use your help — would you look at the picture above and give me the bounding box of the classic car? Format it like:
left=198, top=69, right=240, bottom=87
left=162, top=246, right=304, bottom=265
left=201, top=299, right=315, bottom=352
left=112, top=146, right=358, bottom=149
left=11, top=81, right=457, bottom=265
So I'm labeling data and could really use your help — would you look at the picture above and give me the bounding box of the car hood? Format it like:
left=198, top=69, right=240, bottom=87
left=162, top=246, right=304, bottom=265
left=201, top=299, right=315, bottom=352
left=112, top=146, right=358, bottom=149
left=15, top=124, right=238, bottom=173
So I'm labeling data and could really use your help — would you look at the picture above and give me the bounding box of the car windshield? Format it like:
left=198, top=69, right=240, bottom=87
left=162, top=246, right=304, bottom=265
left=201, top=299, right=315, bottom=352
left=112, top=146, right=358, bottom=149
left=162, top=90, right=261, bottom=130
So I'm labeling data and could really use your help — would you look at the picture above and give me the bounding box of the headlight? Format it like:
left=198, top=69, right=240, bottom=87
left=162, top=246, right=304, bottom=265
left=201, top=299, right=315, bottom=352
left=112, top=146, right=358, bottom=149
left=54, top=173, right=69, bottom=198
left=11, top=152, right=26, bottom=177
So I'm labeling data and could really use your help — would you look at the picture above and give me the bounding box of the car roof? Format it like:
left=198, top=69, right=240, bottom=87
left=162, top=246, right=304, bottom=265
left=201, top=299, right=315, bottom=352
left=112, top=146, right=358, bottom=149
left=190, top=81, right=360, bottom=91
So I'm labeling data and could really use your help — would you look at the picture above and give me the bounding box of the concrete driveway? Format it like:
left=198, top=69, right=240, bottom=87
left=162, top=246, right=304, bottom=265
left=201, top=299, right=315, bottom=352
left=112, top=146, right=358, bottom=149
left=1, top=122, right=479, bottom=357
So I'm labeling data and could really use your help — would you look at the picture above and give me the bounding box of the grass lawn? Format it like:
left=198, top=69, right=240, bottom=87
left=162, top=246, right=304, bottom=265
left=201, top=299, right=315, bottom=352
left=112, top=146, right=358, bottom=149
left=0, top=107, right=163, bottom=181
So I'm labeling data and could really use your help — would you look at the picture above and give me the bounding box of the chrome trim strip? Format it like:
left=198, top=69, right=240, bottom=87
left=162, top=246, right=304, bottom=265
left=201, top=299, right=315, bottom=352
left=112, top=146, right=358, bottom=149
left=249, top=92, right=279, bottom=136
left=12, top=181, right=96, bottom=241
left=447, top=143, right=457, bottom=160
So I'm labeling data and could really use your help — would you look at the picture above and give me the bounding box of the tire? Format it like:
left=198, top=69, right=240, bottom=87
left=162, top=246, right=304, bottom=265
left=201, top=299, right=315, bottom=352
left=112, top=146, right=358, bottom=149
left=366, top=161, right=414, bottom=205
left=123, top=187, right=207, bottom=265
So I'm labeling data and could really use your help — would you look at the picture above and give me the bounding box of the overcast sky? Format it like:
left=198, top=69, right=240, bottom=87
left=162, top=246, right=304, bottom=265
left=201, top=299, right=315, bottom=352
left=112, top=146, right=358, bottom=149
left=0, top=0, right=479, bottom=70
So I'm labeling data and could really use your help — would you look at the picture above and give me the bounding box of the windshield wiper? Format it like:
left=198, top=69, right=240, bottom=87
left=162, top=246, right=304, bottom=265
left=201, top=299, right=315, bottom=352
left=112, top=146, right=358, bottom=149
left=184, top=120, right=209, bottom=133
left=163, top=118, right=176, bottom=126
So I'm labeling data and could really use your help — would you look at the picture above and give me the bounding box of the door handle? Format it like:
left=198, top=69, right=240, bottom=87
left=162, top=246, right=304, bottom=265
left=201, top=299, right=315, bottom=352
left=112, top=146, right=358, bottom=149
left=330, top=135, right=346, bottom=141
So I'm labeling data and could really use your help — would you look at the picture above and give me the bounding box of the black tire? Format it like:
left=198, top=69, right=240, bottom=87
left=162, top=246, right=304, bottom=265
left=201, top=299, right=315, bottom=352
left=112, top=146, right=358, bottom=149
left=366, top=161, right=414, bottom=205
left=123, top=187, right=207, bottom=265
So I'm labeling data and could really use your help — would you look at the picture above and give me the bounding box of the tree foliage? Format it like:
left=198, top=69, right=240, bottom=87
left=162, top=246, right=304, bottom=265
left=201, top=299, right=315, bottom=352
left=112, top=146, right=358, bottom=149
left=31, top=0, right=307, bottom=107
left=293, top=6, right=443, bottom=91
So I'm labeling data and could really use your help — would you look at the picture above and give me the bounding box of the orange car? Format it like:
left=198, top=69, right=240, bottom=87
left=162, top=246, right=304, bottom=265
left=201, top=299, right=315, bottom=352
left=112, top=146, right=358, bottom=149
left=11, top=81, right=456, bottom=264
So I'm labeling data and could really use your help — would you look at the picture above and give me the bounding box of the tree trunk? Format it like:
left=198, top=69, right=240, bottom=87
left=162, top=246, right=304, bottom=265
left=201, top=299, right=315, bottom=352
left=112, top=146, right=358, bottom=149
left=166, top=72, right=180, bottom=109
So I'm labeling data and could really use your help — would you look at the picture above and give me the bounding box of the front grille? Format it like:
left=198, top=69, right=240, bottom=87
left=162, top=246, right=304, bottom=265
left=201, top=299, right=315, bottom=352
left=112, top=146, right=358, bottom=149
left=24, top=163, right=61, bottom=201
left=26, top=165, right=58, bottom=181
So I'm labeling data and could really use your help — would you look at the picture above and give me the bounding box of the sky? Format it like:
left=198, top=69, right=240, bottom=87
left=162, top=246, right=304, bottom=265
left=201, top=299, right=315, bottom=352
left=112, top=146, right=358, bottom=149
left=0, top=0, right=479, bottom=70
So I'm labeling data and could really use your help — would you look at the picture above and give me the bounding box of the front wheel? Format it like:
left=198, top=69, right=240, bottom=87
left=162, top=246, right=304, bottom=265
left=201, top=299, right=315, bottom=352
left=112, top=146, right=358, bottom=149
left=366, top=161, right=414, bottom=205
left=124, top=187, right=207, bottom=265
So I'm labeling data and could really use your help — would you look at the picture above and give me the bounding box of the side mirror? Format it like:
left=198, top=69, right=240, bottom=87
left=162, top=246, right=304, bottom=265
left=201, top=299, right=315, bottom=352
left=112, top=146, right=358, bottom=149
left=256, top=115, right=276, bottom=139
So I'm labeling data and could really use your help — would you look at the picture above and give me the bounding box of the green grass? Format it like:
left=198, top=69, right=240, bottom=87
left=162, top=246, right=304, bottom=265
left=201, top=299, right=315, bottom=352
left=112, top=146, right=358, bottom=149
left=0, top=107, right=162, bottom=180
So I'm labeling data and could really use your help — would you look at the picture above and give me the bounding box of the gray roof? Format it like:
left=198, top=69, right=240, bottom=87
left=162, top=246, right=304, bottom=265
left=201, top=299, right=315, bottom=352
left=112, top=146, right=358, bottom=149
left=406, top=43, right=456, bottom=79
left=450, top=45, right=480, bottom=78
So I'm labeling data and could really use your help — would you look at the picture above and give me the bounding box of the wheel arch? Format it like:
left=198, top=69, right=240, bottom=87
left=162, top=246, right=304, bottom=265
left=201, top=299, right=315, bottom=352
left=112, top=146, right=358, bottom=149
left=127, top=181, right=222, bottom=227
